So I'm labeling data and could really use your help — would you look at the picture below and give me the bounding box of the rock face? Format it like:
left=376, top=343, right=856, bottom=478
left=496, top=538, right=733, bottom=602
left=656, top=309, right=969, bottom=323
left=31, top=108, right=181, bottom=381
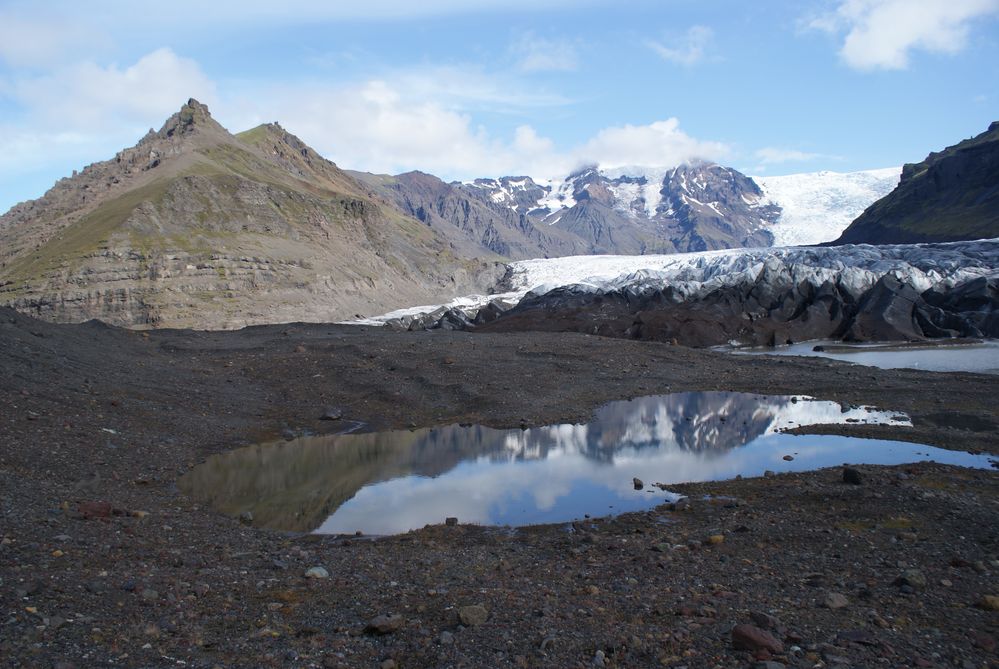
left=833, top=121, right=999, bottom=245
left=475, top=240, right=999, bottom=347
left=0, top=100, right=501, bottom=328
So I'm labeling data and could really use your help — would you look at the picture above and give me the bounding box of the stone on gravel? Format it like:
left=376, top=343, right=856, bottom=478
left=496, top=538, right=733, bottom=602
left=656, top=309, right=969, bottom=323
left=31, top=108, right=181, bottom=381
left=823, top=592, right=850, bottom=609
left=895, top=569, right=926, bottom=590
left=732, top=623, right=784, bottom=654
left=78, top=501, right=113, bottom=519
left=842, top=467, right=863, bottom=485
left=439, top=630, right=455, bottom=645
left=458, top=604, right=489, bottom=626
left=320, top=407, right=344, bottom=421
left=633, top=478, right=643, bottom=490
left=749, top=611, right=785, bottom=635
left=365, top=613, right=404, bottom=635
left=979, top=595, right=999, bottom=611
left=304, top=566, right=329, bottom=579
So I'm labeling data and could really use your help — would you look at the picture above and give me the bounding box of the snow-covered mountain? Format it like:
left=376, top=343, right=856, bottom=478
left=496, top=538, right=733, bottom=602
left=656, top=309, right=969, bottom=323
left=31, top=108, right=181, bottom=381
left=457, top=163, right=900, bottom=254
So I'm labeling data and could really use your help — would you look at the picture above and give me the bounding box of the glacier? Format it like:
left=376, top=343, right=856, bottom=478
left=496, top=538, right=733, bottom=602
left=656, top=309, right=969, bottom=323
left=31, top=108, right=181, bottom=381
left=347, top=239, right=999, bottom=346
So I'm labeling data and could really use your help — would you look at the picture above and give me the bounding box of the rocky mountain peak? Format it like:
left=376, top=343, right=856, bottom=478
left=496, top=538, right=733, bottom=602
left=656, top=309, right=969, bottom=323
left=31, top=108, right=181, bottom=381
left=152, top=98, right=224, bottom=140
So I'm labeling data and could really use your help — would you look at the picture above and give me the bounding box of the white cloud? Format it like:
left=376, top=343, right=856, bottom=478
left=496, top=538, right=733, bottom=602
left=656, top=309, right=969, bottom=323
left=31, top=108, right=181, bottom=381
left=810, top=0, right=999, bottom=70
left=11, top=48, right=217, bottom=131
left=223, top=83, right=729, bottom=181
left=510, top=32, right=579, bottom=72
left=0, top=46, right=728, bottom=198
left=647, top=25, right=714, bottom=66
left=573, top=119, right=730, bottom=170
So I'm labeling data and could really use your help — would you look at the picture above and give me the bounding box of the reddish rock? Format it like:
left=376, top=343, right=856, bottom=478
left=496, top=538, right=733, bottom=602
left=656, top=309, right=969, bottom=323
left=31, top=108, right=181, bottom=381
left=732, top=623, right=784, bottom=654
left=78, top=501, right=113, bottom=519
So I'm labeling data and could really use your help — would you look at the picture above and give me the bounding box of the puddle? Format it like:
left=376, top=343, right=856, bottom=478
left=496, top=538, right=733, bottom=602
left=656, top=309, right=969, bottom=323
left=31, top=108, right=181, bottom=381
left=730, top=340, right=999, bottom=374
left=180, top=392, right=996, bottom=535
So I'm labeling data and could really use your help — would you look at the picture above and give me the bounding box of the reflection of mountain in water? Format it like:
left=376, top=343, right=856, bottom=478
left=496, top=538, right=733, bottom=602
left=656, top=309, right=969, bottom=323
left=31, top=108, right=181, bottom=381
left=179, top=392, right=896, bottom=532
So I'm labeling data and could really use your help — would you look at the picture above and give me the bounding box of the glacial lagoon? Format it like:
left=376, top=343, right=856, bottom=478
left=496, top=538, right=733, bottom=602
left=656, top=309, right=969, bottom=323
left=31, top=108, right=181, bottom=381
left=180, top=392, right=997, bottom=535
left=731, top=340, right=999, bottom=374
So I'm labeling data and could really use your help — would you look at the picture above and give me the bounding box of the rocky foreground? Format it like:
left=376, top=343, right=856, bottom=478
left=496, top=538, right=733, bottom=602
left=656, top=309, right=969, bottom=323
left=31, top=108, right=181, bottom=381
left=2, top=307, right=998, bottom=668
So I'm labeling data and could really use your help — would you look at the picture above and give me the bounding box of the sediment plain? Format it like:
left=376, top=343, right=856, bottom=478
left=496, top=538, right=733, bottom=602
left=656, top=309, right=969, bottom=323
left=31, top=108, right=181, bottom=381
left=2, top=307, right=998, bottom=668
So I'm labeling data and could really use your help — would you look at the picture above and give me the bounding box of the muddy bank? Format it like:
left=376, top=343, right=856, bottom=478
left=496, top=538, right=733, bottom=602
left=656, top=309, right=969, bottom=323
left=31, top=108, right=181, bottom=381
left=1, top=308, right=998, bottom=668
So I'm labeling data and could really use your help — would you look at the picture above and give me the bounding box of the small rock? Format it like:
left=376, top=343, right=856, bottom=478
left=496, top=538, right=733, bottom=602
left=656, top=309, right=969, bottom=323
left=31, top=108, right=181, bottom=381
left=366, top=614, right=404, bottom=635
left=593, top=649, right=606, bottom=667
left=706, top=534, right=725, bottom=545
left=782, top=455, right=794, bottom=461
left=633, top=478, right=644, bottom=490
left=750, top=611, right=786, bottom=636
left=894, top=569, right=926, bottom=590
left=439, top=630, right=455, bottom=645
left=823, top=592, right=850, bottom=609
left=842, top=467, right=862, bottom=485
left=140, top=588, right=159, bottom=602
left=304, top=566, right=330, bottom=579
left=458, top=604, right=489, bottom=626
left=754, top=662, right=786, bottom=669
left=320, top=407, right=344, bottom=421
left=979, top=595, right=999, bottom=611
left=380, top=660, right=398, bottom=669
left=445, top=517, right=458, bottom=526
left=732, top=623, right=784, bottom=654
left=764, top=470, right=776, bottom=478
left=239, top=511, right=253, bottom=525
left=78, top=501, right=113, bottom=519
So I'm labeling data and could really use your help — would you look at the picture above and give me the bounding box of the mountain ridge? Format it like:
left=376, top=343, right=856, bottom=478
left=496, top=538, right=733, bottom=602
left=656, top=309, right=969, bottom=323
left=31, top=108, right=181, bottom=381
left=833, top=121, right=999, bottom=245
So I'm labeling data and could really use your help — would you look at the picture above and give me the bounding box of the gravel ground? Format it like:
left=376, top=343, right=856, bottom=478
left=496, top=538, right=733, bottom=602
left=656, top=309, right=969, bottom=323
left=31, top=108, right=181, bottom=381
left=1, top=307, right=998, bottom=669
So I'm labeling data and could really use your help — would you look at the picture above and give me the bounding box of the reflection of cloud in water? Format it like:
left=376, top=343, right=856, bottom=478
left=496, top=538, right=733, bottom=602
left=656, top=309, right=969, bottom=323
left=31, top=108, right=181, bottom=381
left=180, top=392, right=972, bottom=536
left=319, top=434, right=994, bottom=535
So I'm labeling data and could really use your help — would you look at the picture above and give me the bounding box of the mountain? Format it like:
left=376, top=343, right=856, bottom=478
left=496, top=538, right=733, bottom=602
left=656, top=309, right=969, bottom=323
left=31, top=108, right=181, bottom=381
left=347, top=170, right=590, bottom=259
left=447, top=163, right=899, bottom=256
left=833, top=122, right=999, bottom=245
left=0, top=100, right=501, bottom=328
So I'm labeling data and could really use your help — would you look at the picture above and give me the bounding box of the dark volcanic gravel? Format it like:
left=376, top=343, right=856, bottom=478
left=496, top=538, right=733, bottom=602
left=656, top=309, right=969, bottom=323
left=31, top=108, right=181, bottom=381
left=1, top=307, right=998, bottom=668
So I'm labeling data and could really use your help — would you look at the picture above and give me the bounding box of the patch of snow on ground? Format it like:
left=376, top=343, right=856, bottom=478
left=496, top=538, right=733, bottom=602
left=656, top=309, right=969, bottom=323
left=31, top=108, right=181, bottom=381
left=603, top=166, right=669, bottom=217
left=754, top=167, right=901, bottom=247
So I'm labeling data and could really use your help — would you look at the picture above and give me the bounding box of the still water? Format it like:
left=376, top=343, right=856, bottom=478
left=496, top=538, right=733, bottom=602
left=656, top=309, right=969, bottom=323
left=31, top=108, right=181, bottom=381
left=732, top=340, right=999, bottom=374
left=180, top=392, right=996, bottom=535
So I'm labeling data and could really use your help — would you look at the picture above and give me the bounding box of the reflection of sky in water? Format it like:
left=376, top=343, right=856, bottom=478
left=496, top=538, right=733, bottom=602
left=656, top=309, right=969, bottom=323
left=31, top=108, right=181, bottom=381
left=733, top=340, right=999, bottom=374
left=181, top=392, right=996, bottom=536
left=317, top=433, right=994, bottom=535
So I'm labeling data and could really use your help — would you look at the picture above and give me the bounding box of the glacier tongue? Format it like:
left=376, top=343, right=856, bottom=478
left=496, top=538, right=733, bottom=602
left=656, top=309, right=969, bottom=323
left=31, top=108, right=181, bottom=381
left=753, top=167, right=901, bottom=246
left=348, top=239, right=999, bottom=335
left=506, top=239, right=996, bottom=300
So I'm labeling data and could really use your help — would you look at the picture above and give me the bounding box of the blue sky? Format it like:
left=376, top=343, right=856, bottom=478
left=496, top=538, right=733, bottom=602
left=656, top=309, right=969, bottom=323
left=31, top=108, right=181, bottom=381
left=1, top=0, right=997, bottom=213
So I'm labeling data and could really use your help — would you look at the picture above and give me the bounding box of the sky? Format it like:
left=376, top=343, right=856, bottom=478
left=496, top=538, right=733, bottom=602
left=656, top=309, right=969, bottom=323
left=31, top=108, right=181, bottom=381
left=0, top=0, right=997, bottom=213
